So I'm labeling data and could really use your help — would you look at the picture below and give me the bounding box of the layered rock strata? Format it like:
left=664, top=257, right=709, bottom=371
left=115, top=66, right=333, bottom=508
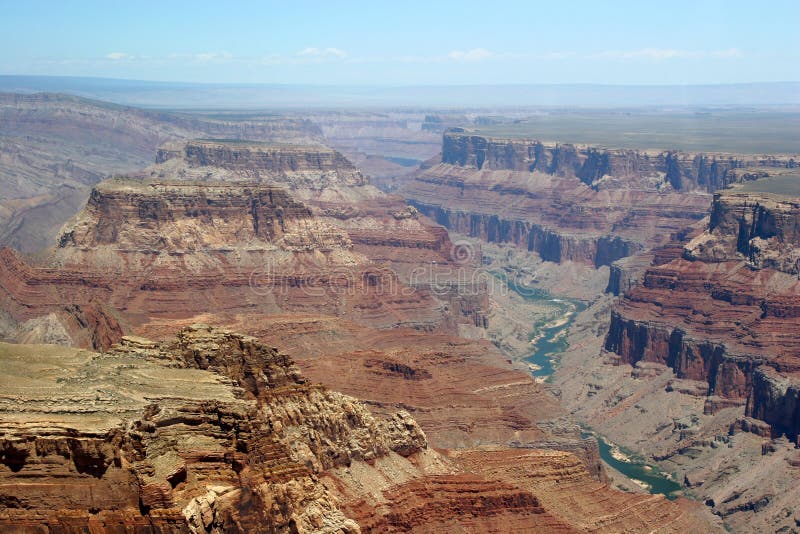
left=605, top=187, right=800, bottom=443
left=0, top=325, right=426, bottom=531
left=0, top=325, right=721, bottom=532
left=552, top=295, right=800, bottom=533
left=403, top=130, right=721, bottom=266
left=0, top=141, right=485, bottom=346
left=441, top=129, right=798, bottom=192
left=0, top=94, right=322, bottom=252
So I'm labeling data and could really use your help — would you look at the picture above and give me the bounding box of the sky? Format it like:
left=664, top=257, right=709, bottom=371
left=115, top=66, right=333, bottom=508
left=1, top=0, right=798, bottom=86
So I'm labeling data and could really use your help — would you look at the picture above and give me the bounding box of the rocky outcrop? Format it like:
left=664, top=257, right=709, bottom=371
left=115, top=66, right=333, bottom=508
left=0, top=140, right=494, bottom=350
left=605, top=225, right=703, bottom=295
left=403, top=132, right=712, bottom=266
left=441, top=129, right=798, bottom=192
left=0, top=93, right=323, bottom=253
left=606, top=254, right=654, bottom=295
left=157, top=140, right=367, bottom=188
left=747, top=367, right=800, bottom=443
left=408, top=203, right=644, bottom=267
left=60, top=179, right=319, bottom=248
left=0, top=325, right=721, bottom=532
left=552, top=295, right=797, bottom=534
left=605, top=187, right=800, bottom=442
left=0, top=326, right=425, bottom=531
left=450, top=448, right=721, bottom=533
left=685, top=191, right=800, bottom=274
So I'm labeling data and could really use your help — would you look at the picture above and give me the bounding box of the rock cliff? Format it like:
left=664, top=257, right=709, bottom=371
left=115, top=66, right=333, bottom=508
left=0, top=325, right=422, bottom=531
left=685, top=190, right=800, bottom=273
left=441, top=129, right=797, bottom=192
left=0, top=93, right=323, bottom=253
left=0, top=325, right=720, bottom=532
left=402, top=131, right=717, bottom=266
left=605, top=186, right=800, bottom=443
left=0, top=140, right=491, bottom=347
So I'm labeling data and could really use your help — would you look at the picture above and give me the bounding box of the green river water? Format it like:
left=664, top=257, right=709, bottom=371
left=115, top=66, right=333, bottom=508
left=504, top=275, right=682, bottom=498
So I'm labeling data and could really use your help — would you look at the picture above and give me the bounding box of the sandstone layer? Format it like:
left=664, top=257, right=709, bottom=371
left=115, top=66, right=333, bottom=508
left=401, top=130, right=727, bottom=266
left=553, top=296, right=800, bottom=533
left=605, top=187, right=800, bottom=445
left=0, top=325, right=721, bottom=532
left=0, top=141, right=480, bottom=348
left=0, top=138, right=726, bottom=532
left=0, top=94, right=323, bottom=253
left=440, top=129, right=797, bottom=192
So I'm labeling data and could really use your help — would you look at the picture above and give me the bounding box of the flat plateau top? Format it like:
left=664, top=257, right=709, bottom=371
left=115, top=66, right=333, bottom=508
left=191, top=139, right=329, bottom=151
left=94, top=177, right=286, bottom=193
left=729, top=173, right=800, bottom=197
left=0, top=341, right=242, bottom=435
left=461, top=111, right=800, bottom=155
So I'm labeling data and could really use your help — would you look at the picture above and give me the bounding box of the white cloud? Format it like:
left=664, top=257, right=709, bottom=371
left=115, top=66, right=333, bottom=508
left=539, top=51, right=576, bottom=60
left=297, top=47, right=347, bottom=59
left=105, top=52, right=131, bottom=61
left=589, top=48, right=744, bottom=61
left=710, top=48, right=743, bottom=58
left=447, top=48, right=493, bottom=61
left=193, top=52, right=234, bottom=62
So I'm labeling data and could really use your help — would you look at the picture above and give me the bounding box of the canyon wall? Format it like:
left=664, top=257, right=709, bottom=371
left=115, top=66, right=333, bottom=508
left=686, top=191, right=800, bottom=273
left=402, top=130, right=715, bottom=266
left=0, top=326, right=425, bottom=531
left=409, top=202, right=646, bottom=266
left=441, top=129, right=797, bottom=192
left=158, top=140, right=362, bottom=181
left=0, top=325, right=720, bottom=532
left=0, top=94, right=323, bottom=253
left=605, top=188, right=800, bottom=442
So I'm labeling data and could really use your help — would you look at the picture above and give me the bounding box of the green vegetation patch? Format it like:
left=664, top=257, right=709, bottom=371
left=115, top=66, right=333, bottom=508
left=733, top=173, right=800, bottom=196
left=471, top=111, right=800, bottom=154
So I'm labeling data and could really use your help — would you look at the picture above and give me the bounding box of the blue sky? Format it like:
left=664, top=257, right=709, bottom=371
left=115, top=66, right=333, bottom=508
left=1, top=0, right=798, bottom=85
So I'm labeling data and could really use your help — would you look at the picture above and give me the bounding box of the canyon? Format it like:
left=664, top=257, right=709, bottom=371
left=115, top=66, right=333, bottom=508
left=0, top=140, right=461, bottom=347
left=605, top=186, right=800, bottom=441
left=0, top=324, right=720, bottom=532
left=393, top=128, right=800, bottom=532
left=0, top=93, right=322, bottom=253
left=0, top=128, right=725, bottom=531
left=401, top=129, right=797, bottom=268
left=1, top=98, right=797, bottom=532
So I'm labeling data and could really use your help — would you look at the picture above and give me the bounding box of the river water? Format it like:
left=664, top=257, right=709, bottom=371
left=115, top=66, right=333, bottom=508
left=505, top=276, right=682, bottom=498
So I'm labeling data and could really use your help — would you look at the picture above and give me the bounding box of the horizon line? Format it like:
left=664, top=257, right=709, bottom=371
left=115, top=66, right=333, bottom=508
left=2, top=74, right=800, bottom=89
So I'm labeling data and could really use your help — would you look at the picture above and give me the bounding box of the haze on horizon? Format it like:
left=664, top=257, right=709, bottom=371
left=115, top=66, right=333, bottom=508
left=2, top=0, right=799, bottom=87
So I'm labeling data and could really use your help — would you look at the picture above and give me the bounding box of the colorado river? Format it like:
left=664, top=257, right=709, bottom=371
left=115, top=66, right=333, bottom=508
left=504, top=275, right=682, bottom=498
left=584, top=431, right=682, bottom=497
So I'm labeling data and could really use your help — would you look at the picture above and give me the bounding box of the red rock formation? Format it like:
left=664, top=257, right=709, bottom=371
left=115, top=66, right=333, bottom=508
left=605, top=188, right=800, bottom=442
left=135, top=313, right=567, bottom=452
left=402, top=131, right=719, bottom=266
left=0, top=326, right=423, bottom=531
left=0, top=140, right=724, bottom=532
left=0, top=172, right=463, bottom=346
left=452, top=448, right=720, bottom=533
left=0, top=94, right=323, bottom=253
left=0, top=326, right=721, bottom=532
left=441, top=129, right=798, bottom=192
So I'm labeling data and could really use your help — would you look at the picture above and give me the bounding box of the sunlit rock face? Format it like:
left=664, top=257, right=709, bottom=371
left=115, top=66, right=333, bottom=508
left=606, top=188, right=800, bottom=443
left=402, top=131, right=734, bottom=267
left=0, top=140, right=489, bottom=348
left=0, top=325, right=722, bottom=533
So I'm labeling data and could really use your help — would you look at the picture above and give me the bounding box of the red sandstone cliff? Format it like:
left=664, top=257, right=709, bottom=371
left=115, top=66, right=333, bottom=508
left=401, top=130, right=732, bottom=266
left=605, top=187, right=800, bottom=443
left=0, top=139, right=726, bottom=532
left=0, top=326, right=721, bottom=532
left=0, top=140, right=494, bottom=347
